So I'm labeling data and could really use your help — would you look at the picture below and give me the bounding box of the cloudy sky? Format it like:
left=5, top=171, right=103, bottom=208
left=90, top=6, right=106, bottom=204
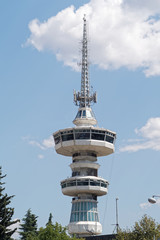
left=1, top=0, right=160, bottom=238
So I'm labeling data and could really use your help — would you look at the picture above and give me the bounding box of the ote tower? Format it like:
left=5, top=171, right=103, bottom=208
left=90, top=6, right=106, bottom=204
left=53, top=16, right=116, bottom=237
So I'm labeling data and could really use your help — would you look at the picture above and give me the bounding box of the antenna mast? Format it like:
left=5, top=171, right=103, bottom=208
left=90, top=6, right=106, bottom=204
left=74, top=15, right=97, bottom=107
left=113, top=198, right=120, bottom=234
left=116, top=198, right=119, bottom=234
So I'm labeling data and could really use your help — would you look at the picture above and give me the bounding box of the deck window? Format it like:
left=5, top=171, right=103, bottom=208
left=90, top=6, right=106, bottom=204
left=82, top=110, right=86, bottom=117
left=105, top=135, right=114, bottom=143
left=62, top=133, right=74, bottom=141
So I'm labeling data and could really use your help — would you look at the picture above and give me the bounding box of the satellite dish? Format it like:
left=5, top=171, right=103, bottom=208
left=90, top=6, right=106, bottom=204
left=148, top=197, right=156, bottom=204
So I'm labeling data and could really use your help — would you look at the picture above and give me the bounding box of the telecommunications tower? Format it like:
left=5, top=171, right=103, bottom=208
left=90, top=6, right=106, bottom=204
left=53, top=16, right=116, bottom=237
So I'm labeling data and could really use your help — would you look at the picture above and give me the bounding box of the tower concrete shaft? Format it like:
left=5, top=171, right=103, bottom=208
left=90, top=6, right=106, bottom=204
left=53, top=16, right=116, bottom=237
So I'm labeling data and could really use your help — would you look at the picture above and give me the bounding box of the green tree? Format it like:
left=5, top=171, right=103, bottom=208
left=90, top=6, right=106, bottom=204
left=38, top=222, right=83, bottom=240
left=25, top=222, right=84, bottom=240
left=46, top=213, right=53, bottom=226
left=0, top=166, right=19, bottom=240
left=116, top=215, right=160, bottom=240
left=19, top=209, right=38, bottom=239
left=116, top=229, right=132, bottom=240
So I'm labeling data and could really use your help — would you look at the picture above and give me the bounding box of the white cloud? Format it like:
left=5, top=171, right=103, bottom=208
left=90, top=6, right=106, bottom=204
left=23, top=135, right=55, bottom=150
left=140, top=202, right=151, bottom=210
left=28, top=140, right=46, bottom=150
left=125, top=0, right=160, bottom=14
left=135, top=118, right=160, bottom=139
left=38, top=154, right=44, bottom=159
left=42, top=136, right=55, bottom=149
left=120, top=117, right=160, bottom=152
left=26, top=0, right=160, bottom=76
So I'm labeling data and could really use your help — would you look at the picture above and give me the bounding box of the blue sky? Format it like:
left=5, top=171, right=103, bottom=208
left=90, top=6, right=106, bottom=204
left=1, top=0, right=160, bottom=238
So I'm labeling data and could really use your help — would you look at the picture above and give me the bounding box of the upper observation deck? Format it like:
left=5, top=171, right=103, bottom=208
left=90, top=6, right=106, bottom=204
left=53, top=126, right=116, bottom=157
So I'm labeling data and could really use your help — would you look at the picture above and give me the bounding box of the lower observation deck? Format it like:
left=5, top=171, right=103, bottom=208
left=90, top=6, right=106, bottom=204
left=53, top=126, right=116, bottom=157
left=61, top=176, right=108, bottom=196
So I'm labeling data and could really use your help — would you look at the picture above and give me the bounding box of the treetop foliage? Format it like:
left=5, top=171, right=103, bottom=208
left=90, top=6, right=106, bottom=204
left=19, top=211, right=83, bottom=240
left=0, top=166, right=19, bottom=240
left=46, top=213, right=53, bottom=226
left=19, top=209, right=38, bottom=240
left=24, top=221, right=84, bottom=240
left=116, top=215, right=160, bottom=240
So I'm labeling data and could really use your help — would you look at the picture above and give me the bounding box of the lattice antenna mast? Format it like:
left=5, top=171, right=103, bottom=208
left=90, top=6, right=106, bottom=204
left=74, top=15, right=97, bottom=107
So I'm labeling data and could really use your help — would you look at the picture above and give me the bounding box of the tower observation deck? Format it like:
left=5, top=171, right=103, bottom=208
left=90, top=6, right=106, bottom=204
left=53, top=15, right=116, bottom=237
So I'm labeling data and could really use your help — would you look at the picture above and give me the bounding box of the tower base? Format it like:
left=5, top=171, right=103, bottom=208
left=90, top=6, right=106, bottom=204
left=68, top=221, right=102, bottom=237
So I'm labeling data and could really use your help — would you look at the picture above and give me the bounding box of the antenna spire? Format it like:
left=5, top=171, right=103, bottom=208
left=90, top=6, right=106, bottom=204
left=74, top=15, right=97, bottom=107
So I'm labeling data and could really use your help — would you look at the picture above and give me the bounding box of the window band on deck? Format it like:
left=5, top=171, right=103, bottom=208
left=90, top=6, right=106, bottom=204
left=61, top=178, right=108, bottom=189
left=53, top=128, right=116, bottom=145
left=72, top=152, right=97, bottom=158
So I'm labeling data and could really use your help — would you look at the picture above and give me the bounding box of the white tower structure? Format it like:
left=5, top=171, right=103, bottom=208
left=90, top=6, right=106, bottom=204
left=53, top=16, right=116, bottom=237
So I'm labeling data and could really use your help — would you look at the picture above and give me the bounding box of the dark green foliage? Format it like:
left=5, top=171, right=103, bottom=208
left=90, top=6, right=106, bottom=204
left=19, top=209, right=38, bottom=239
left=116, top=215, right=160, bottom=240
left=0, top=166, right=19, bottom=240
left=46, top=213, right=53, bottom=226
